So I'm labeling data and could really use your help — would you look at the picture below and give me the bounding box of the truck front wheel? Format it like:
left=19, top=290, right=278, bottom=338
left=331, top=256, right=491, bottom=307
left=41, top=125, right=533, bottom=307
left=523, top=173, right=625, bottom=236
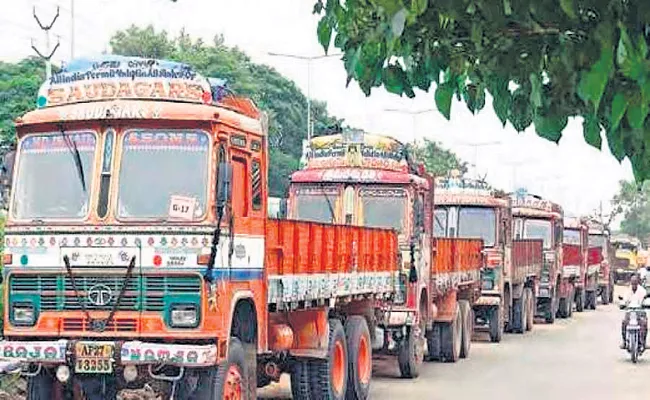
left=26, top=368, right=58, bottom=400
left=398, top=325, right=423, bottom=378
left=192, top=337, right=247, bottom=400
left=488, top=305, right=503, bottom=343
left=601, top=286, right=610, bottom=305
left=586, top=290, right=597, bottom=310
left=575, top=288, right=585, bottom=312
left=345, top=316, right=372, bottom=399
left=511, top=291, right=527, bottom=334
left=525, top=288, right=535, bottom=331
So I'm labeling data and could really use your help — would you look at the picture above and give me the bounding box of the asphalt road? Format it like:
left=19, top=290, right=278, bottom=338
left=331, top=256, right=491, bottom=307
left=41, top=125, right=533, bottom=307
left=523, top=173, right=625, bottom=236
left=259, top=286, right=648, bottom=400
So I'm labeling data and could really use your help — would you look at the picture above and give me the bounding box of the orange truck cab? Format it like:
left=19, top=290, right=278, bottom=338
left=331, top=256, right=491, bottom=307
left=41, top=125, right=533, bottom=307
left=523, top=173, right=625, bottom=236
left=0, top=56, right=400, bottom=400
left=434, top=178, right=542, bottom=342
left=289, top=132, right=483, bottom=371
left=511, top=189, right=564, bottom=324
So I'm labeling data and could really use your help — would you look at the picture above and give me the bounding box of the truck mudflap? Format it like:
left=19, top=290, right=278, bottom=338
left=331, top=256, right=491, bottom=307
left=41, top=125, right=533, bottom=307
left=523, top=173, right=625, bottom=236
left=0, top=340, right=218, bottom=368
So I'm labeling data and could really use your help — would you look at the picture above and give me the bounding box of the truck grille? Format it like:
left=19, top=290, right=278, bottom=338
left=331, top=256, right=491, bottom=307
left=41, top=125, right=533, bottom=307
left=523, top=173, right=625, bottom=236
left=62, top=317, right=138, bottom=332
left=9, top=274, right=202, bottom=312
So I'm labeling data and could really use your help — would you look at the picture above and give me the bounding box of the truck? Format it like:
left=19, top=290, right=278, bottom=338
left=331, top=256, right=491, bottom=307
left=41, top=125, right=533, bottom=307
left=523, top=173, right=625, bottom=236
left=287, top=131, right=484, bottom=370
left=0, top=56, right=412, bottom=400
left=511, top=190, right=564, bottom=323
left=587, top=220, right=613, bottom=304
left=611, top=236, right=639, bottom=284
left=434, top=177, right=543, bottom=341
left=560, top=217, right=588, bottom=316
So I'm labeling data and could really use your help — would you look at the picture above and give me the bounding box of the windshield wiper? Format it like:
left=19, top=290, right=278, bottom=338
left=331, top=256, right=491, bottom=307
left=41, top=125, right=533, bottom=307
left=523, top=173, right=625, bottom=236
left=58, top=124, right=86, bottom=192
left=318, top=183, right=337, bottom=224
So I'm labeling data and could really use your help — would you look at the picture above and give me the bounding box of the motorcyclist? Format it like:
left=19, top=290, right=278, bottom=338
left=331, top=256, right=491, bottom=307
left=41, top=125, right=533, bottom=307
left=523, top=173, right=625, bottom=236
left=620, top=273, right=648, bottom=349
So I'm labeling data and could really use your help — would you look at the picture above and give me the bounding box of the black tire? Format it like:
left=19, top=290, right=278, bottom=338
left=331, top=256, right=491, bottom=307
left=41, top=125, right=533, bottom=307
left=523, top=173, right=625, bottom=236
left=586, top=290, right=597, bottom=310
left=398, top=325, right=423, bottom=378
left=309, top=319, right=348, bottom=400
left=567, top=289, right=574, bottom=318
left=601, top=286, right=610, bottom=305
left=525, top=288, right=534, bottom=331
left=488, top=305, right=503, bottom=343
left=345, top=316, right=372, bottom=399
left=511, top=292, right=527, bottom=334
left=440, top=304, right=462, bottom=362
left=459, top=300, right=472, bottom=359
left=290, top=361, right=312, bottom=400
left=191, top=337, right=248, bottom=400
left=27, top=368, right=56, bottom=400
left=575, top=288, right=585, bottom=312
left=609, top=284, right=614, bottom=303
left=426, top=323, right=441, bottom=361
left=545, top=290, right=556, bottom=324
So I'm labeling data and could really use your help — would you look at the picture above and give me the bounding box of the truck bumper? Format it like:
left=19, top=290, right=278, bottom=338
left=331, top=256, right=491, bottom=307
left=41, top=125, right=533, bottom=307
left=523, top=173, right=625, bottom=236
left=474, top=293, right=501, bottom=307
left=0, top=339, right=218, bottom=367
left=537, top=285, right=551, bottom=298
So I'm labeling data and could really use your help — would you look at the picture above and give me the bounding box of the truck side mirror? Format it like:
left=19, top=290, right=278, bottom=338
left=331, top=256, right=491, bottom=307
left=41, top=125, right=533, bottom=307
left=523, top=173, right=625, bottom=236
left=216, top=162, right=232, bottom=211
left=0, top=150, right=15, bottom=208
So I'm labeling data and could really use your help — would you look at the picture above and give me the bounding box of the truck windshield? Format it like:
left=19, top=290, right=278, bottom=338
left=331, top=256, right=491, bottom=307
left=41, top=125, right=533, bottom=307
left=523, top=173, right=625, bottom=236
left=434, top=208, right=448, bottom=237
left=458, top=207, right=496, bottom=246
left=12, top=132, right=96, bottom=220
left=589, top=234, right=605, bottom=247
left=564, top=229, right=581, bottom=245
left=293, top=185, right=339, bottom=223
left=117, top=130, right=210, bottom=219
left=359, top=187, right=406, bottom=232
left=524, top=219, right=553, bottom=249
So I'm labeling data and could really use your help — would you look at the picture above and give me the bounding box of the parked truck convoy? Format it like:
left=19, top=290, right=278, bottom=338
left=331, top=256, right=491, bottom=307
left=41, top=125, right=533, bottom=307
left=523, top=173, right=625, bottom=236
left=0, top=56, right=444, bottom=400
left=287, top=132, right=483, bottom=370
left=561, top=217, right=588, bottom=316
left=511, top=191, right=564, bottom=324
left=433, top=177, right=543, bottom=342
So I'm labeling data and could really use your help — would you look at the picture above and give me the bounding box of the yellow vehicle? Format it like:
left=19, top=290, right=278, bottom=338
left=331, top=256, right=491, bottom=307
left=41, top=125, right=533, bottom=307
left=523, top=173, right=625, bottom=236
left=611, top=236, right=639, bottom=284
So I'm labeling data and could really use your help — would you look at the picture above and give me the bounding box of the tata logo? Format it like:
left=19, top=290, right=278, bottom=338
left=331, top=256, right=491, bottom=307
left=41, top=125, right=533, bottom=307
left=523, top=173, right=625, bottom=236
left=87, top=284, right=113, bottom=306
left=119, top=251, right=129, bottom=262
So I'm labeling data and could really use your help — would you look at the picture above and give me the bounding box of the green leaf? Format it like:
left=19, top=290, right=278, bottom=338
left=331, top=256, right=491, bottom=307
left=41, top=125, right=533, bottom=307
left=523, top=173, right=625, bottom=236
left=610, top=92, right=628, bottom=130
left=411, top=0, right=428, bottom=16
left=317, top=18, right=333, bottom=53
left=435, top=82, right=454, bottom=120
left=627, top=96, right=648, bottom=130
left=383, top=64, right=407, bottom=95
left=577, top=43, right=613, bottom=111
left=583, top=114, right=602, bottom=149
left=375, top=0, right=403, bottom=17
left=529, top=73, right=542, bottom=109
left=534, top=112, right=567, bottom=143
left=391, top=8, right=408, bottom=37
left=503, top=0, right=512, bottom=16
left=560, top=0, right=576, bottom=19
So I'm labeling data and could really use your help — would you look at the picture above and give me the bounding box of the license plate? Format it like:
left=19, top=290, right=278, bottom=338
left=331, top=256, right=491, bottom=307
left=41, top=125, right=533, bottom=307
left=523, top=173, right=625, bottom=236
left=75, top=342, right=114, bottom=374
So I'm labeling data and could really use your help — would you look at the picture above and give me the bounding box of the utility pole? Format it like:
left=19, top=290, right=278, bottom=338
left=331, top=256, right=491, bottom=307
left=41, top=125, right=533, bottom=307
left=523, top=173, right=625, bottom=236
left=70, top=0, right=75, bottom=58
left=32, top=6, right=61, bottom=80
left=383, top=108, right=436, bottom=144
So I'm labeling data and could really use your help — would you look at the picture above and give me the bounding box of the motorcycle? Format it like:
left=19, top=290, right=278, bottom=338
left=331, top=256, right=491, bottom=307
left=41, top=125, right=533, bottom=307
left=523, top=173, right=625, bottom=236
left=618, top=295, right=650, bottom=363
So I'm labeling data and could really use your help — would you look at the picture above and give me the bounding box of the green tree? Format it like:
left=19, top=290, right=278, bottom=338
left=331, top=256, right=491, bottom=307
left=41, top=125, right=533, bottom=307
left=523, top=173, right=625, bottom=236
left=314, top=0, right=650, bottom=181
left=611, top=179, right=650, bottom=240
left=110, top=26, right=344, bottom=196
left=0, top=58, right=44, bottom=147
left=408, top=139, right=468, bottom=176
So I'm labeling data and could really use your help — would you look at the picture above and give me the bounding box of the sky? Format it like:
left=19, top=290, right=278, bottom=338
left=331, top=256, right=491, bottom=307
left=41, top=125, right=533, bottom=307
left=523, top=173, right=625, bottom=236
left=1, top=0, right=635, bottom=219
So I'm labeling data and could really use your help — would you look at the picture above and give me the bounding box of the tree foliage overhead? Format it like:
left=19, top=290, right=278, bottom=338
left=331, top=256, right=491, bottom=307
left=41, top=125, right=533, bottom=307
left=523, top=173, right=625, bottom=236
left=314, top=0, right=650, bottom=181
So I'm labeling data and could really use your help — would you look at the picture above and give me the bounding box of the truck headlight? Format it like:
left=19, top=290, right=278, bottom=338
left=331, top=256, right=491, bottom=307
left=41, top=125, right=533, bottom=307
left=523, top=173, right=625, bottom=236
left=170, top=305, right=199, bottom=328
left=12, top=303, right=35, bottom=326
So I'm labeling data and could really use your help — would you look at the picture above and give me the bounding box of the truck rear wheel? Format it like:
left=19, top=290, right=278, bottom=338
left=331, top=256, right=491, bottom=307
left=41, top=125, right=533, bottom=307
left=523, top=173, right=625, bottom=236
left=545, top=290, right=557, bottom=324
left=309, top=319, right=348, bottom=400
left=525, top=288, right=534, bottom=331
left=488, top=305, right=503, bottom=343
left=426, top=323, right=441, bottom=361
left=511, top=292, right=527, bottom=334
left=345, top=316, right=371, bottom=399
left=459, top=300, right=472, bottom=359
left=398, top=325, right=423, bottom=378
left=575, top=288, right=585, bottom=312
left=440, top=304, right=461, bottom=362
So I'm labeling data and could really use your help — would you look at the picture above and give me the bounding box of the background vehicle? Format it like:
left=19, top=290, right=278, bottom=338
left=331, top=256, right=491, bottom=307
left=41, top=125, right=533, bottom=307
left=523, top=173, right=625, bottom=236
left=0, top=56, right=404, bottom=400
left=288, top=131, right=483, bottom=371
left=511, top=190, right=564, bottom=324
left=612, top=236, right=639, bottom=284
left=434, top=177, right=542, bottom=341
left=588, top=220, right=614, bottom=305
left=560, top=217, right=587, bottom=316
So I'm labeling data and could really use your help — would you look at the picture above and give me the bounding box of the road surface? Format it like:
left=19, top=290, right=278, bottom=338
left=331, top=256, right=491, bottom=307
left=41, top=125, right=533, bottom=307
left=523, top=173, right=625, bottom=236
left=259, top=287, right=648, bottom=400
